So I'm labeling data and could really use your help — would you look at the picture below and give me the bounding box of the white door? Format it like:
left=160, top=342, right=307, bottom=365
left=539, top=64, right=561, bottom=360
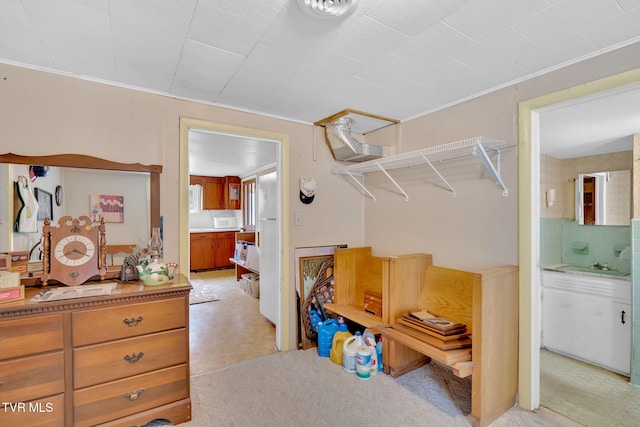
left=257, top=169, right=279, bottom=346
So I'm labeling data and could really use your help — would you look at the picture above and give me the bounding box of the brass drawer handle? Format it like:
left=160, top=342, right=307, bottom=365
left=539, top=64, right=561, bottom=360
left=125, top=388, right=145, bottom=401
left=124, top=352, right=144, bottom=363
left=123, top=316, right=143, bottom=327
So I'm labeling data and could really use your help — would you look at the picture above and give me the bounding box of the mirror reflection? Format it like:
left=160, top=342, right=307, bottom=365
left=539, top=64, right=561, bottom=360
left=576, top=169, right=631, bottom=226
left=1, top=163, right=151, bottom=266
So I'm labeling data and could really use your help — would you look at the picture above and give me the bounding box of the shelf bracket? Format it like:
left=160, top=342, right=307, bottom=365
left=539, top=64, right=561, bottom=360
left=421, top=154, right=456, bottom=197
left=345, top=171, right=377, bottom=201
left=472, top=142, right=509, bottom=196
left=376, top=162, right=409, bottom=201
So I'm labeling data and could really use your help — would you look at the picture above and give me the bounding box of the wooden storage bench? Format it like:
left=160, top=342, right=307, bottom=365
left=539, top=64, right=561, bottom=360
left=323, top=247, right=432, bottom=369
left=378, top=264, right=519, bottom=427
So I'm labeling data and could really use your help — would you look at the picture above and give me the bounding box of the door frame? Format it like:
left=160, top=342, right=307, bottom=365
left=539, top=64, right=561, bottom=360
left=517, top=68, right=640, bottom=410
left=179, top=117, right=291, bottom=351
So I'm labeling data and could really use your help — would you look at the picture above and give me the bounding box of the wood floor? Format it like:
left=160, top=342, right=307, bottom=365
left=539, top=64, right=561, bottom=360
left=188, top=269, right=277, bottom=376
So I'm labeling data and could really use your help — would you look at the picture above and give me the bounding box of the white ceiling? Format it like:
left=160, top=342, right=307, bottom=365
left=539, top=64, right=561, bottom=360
left=2, top=0, right=640, bottom=175
left=188, top=129, right=278, bottom=176
left=539, top=82, right=640, bottom=159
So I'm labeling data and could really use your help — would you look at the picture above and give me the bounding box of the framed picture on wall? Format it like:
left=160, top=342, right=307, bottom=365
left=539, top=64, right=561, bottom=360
left=90, top=194, right=124, bottom=223
left=35, top=188, right=53, bottom=221
left=229, top=183, right=240, bottom=201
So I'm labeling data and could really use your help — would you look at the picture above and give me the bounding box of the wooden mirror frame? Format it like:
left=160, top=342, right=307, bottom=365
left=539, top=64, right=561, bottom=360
left=0, top=152, right=162, bottom=230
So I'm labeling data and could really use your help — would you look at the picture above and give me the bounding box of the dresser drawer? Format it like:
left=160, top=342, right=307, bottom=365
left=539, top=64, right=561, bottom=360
left=72, top=297, right=186, bottom=346
left=73, top=364, right=188, bottom=427
left=0, top=314, right=63, bottom=360
left=74, top=329, right=187, bottom=388
left=0, top=393, right=64, bottom=427
left=0, top=351, right=64, bottom=402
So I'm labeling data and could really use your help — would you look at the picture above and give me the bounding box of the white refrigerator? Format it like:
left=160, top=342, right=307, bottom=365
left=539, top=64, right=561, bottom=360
left=257, top=170, right=280, bottom=347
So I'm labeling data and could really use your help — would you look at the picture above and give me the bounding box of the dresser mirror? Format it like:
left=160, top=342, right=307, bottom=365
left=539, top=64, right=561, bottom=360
left=576, top=169, right=631, bottom=226
left=0, top=153, right=162, bottom=261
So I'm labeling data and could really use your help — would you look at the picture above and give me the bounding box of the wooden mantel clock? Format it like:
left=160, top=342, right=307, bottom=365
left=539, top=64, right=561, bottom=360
left=41, top=215, right=107, bottom=286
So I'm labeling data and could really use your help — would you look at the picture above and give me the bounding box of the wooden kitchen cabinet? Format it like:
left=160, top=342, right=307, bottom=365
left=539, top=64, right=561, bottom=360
left=224, top=176, right=241, bottom=210
left=190, top=175, right=240, bottom=210
left=190, top=232, right=216, bottom=271
left=214, top=232, right=235, bottom=268
left=190, top=232, right=236, bottom=271
left=203, top=177, right=224, bottom=210
left=0, top=277, right=192, bottom=427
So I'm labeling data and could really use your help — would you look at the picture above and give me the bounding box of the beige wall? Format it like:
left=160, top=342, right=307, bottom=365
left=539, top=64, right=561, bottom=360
left=541, top=151, right=633, bottom=220
left=364, top=88, right=518, bottom=271
left=0, top=63, right=365, bottom=350
left=363, top=43, right=640, bottom=272
left=2, top=40, right=640, bottom=403
left=0, top=62, right=365, bottom=256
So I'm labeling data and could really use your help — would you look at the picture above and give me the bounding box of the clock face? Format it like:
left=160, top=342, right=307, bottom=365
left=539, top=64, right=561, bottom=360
left=53, top=235, right=96, bottom=267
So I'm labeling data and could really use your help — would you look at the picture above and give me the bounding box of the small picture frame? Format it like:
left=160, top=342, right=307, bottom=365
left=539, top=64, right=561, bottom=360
left=35, top=188, right=53, bottom=221
left=229, top=183, right=240, bottom=201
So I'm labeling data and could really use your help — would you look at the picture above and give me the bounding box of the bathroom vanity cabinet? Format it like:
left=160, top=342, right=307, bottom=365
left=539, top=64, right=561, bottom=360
left=541, top=270, right=631, bottom=375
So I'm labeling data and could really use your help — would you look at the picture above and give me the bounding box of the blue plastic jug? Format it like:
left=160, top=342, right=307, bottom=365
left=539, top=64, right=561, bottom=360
left=317, top=318, right=339, bottom=357
left=310, top=309, right=323, bottom=333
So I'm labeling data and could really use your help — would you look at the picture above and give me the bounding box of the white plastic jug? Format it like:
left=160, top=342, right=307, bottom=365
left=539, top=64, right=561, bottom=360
left=343, top=331, right=362, bottom=373
left=356, top=345, right=372, bottom=380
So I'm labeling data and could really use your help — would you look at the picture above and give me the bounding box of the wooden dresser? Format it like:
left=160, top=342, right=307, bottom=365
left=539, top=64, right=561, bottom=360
left=0, top=275, right=192, bottom=427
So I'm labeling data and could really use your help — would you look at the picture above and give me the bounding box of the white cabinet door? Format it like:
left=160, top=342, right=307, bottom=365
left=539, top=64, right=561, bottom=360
left=606, top=302, right=631, bottom=375
left=542, top=287, right=578, bottom=354
left=541, top=271, right=631, bottom=375
left=573, top=292, right=612, bottom=367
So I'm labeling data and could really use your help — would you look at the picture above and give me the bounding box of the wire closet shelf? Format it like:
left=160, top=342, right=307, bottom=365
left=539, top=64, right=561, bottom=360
left=332, top=136, right=516, bottom=201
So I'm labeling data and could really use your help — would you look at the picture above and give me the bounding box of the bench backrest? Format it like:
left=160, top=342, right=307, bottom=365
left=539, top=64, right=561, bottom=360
left=419, top=265, right=476, bottom=335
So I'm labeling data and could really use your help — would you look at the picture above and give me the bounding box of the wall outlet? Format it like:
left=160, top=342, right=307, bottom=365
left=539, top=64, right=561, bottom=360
left=294, top=212, right=302, bottom=226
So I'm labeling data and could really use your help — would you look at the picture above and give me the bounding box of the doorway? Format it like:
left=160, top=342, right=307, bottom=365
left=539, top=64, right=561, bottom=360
left=518, top=70, right=640, bottom=412
left=178, top=117, right=292, bottom=352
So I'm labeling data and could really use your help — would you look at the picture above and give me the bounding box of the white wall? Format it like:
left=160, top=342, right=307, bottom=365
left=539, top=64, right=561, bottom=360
left=63, top=169, right=149, bottom=249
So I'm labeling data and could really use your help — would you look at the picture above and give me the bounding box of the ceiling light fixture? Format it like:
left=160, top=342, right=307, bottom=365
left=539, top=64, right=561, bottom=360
left=296, top=0, right=359, bottom=19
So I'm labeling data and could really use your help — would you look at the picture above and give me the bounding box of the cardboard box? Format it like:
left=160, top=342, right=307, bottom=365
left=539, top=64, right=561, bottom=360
left=0, top=271, right=20, bottom=290
left=9, top=252, right=28, bottom=264
left=0, top=285, right=25, bottom=304
left=0, top=253, right=10, bottom=270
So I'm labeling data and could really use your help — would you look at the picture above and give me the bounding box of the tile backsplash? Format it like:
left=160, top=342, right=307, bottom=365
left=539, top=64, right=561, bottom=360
left=541, top=218, right=630, bottom=272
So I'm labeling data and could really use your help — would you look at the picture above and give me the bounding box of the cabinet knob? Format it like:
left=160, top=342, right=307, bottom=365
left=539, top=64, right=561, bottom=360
left=124, top=352, right=144, bottom=363
left=123, top=316, right=144, bottom=327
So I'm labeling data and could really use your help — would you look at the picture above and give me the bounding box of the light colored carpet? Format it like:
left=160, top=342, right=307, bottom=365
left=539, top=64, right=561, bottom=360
left=179, top=349, right=579, bottom=427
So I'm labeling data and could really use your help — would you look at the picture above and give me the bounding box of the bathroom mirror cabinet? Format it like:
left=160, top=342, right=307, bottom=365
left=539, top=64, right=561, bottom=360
left=576, top=169, right=631, bottom=226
